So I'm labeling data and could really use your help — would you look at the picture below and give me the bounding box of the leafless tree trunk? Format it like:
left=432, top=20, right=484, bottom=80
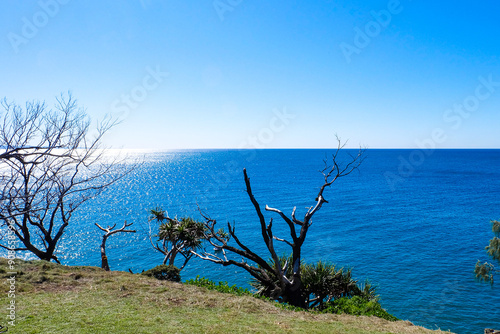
left=95, top=221, right=136, bottom=271
left=0, top=94, right=130, bottom=263
left=193, top=139, right=364, bottom=308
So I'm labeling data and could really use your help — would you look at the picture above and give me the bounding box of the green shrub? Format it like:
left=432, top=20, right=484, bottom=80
left=141, top=265, right=181, bottom=282
left=320, top=296, right=398, bottom=321
left=185, top=276, right=251, bottom=296
left=475, top=219, right=500, bottom=284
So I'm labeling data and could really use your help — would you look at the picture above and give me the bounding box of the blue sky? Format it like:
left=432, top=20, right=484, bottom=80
left=1, top=0, right=499, bottom=149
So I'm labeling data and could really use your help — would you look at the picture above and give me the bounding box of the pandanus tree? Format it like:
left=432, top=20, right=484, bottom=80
left=193, top=140, right=364, bottom=308
left=149, top=208, right=206, bottom=270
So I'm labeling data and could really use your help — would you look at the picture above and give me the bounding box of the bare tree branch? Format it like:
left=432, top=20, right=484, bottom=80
left=194, top=137, right=365, bottom=308
left=95, top=221, right=136, bottom=271
left=0, top=94, right=133, bottom=262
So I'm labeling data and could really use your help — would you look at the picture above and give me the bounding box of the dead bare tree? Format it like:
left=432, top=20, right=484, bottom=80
left=95, top=221, right=136, bottom=271
left=193, top=140, right=364, bottom=308
left=0, top=94, right=129, bottom=263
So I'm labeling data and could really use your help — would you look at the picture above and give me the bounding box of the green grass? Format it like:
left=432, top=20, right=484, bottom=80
left=0, top=258, right=454, bottom=334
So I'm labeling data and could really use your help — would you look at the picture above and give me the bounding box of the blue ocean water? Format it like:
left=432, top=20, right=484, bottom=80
left=55, top=149, right=499, bottom=333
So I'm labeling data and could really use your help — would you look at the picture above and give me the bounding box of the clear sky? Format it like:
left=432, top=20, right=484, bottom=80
left=1, top=0, right=499, bottom=149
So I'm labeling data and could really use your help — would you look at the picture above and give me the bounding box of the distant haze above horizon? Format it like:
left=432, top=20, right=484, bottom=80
left=1, top=1, right=499, bottom=149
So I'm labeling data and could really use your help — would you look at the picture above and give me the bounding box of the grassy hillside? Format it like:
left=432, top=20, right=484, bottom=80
left=0, top=258, right=453, bottom=334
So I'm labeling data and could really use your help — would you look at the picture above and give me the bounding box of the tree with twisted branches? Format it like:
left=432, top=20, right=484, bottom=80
left=0, top=94, right=128, bottom=263
left=95, top=221, right=136, bottom=271
left=148, top=208, right=206, bottom=270
left=193, top=140, right=364, bottom=308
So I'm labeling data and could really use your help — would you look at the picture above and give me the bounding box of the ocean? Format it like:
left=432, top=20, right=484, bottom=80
left=38, top=149, right=500, bottom=333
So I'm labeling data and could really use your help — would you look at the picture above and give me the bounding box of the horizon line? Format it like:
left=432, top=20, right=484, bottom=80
left=105, top=147, right=500, bottom=151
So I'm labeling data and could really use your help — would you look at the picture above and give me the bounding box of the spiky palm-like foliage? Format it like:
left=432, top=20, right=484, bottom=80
left=250, top=255, right=291, bottom=300
left=251, top=255, right=377, bottom=309
left=149, top=208, right=206, bottom=270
